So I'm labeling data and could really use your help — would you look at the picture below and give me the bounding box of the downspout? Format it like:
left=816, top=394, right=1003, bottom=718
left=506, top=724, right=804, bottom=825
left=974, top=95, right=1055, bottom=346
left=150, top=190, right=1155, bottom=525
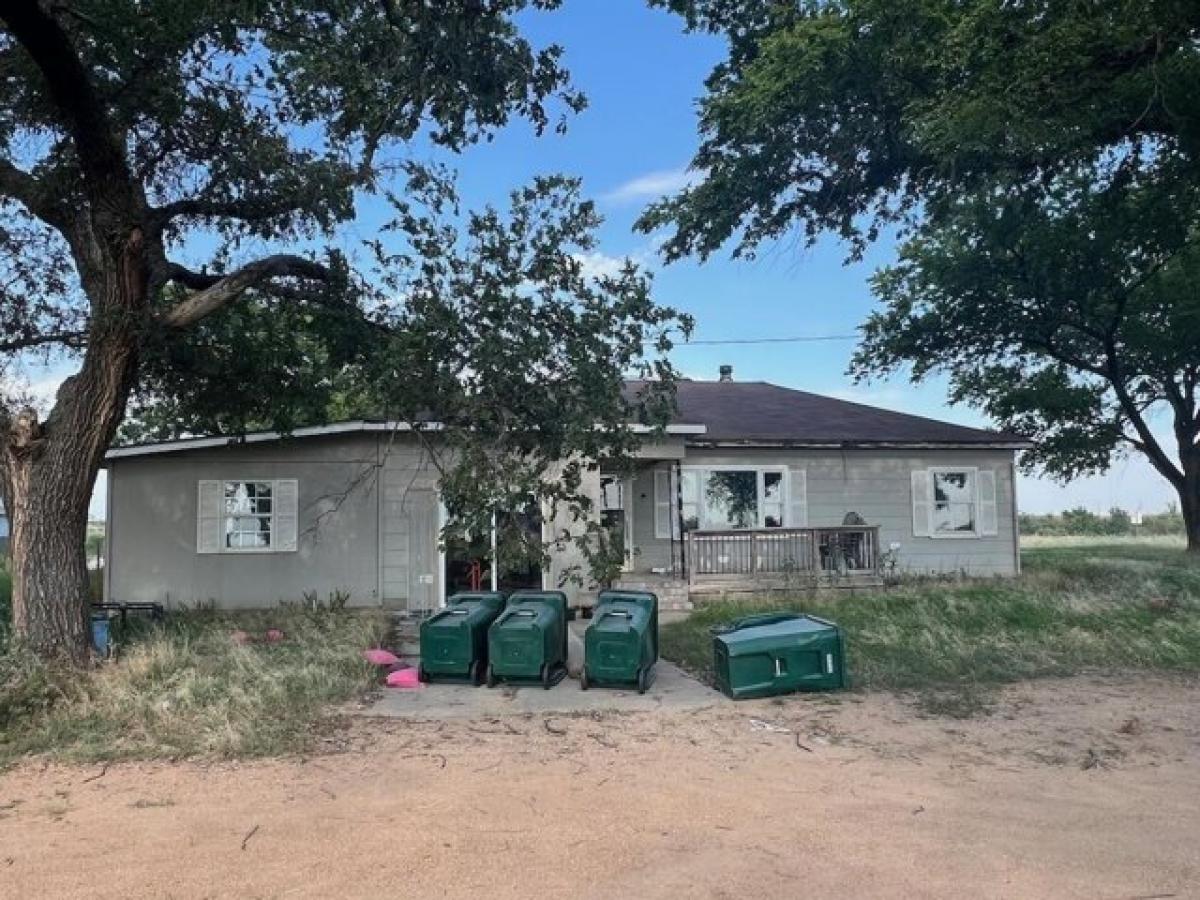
left=104, top=462, right=114, bottom=603
left=375, top=435, right=383, bottom=606
left=675, top=459, right=686, bottom=579
left=1011, top=458, right=1021, bottom=575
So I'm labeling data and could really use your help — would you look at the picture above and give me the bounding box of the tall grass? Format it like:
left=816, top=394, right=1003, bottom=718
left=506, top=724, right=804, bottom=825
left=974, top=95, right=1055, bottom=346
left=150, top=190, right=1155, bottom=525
left=662, top=542, right=1200, bottom=691
left=1, top=606, right=388, bottom=766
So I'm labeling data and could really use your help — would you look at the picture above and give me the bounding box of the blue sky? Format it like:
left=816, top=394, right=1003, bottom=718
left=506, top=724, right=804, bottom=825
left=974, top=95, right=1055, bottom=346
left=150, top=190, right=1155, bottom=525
left=18, top=0, right=1176, bottom=517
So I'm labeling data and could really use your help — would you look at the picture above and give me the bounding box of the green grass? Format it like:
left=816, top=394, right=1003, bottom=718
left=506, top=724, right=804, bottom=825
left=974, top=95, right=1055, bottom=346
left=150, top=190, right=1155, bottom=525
left=0, top=605, right=388, bottom=766
left=662, top=541, right=1200, bottom=700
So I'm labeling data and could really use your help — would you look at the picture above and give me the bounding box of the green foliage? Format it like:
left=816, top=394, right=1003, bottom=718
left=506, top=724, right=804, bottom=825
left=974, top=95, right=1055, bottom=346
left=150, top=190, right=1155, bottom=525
left=645, top=0, right=1200, bottom=530
left=2, top=3, right=689, bottom=613
left=1020, top=507, right=1184, bottom=538
left=0, top=605, right=388, bottom=765
left=661, top=542, right=1200, bottom=692
left=643, top=0, right=1200, bottom=259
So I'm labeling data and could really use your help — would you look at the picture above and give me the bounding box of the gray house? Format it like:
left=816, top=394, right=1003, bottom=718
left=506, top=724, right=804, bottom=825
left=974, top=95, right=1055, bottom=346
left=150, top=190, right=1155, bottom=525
left=103, top=372, right=1029, bottom=612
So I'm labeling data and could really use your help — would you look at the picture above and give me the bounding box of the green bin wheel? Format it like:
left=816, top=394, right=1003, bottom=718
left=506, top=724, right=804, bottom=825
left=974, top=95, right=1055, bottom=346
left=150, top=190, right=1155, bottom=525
left=541, top=663, right=551, bottom=690
left=580, top=669, right=589, bottom=691
left=486, top=664, right=498, bottom=688
left=469, top=660, right=483, bottom=686
left=417, top=663, right=429, bottom=684
left=637, top=667, right=648, bottom=695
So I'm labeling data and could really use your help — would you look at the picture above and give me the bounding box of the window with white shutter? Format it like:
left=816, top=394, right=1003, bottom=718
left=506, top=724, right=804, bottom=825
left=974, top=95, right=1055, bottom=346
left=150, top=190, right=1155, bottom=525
left=977, top=470, right=998, bottom=536
left=787, top=467, right=807, bottom=527
left=197, top=478, right=299, bottom=554
left=911, top=470, right=932, bottom=537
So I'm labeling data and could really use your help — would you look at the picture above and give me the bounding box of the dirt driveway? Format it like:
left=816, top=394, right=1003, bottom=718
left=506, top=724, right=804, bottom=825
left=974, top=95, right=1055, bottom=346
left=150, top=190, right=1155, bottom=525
left=2, top=674, right=1198, bottom=899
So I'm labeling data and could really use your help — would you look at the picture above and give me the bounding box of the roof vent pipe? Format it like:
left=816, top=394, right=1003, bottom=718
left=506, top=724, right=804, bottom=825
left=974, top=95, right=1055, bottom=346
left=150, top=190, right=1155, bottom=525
left=719, top=364, right=733, bottom=382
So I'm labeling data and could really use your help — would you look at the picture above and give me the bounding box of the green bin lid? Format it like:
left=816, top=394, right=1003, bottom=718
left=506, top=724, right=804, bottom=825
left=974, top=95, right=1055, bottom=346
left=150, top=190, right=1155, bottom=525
left=711, top=612, right=839, bottom=645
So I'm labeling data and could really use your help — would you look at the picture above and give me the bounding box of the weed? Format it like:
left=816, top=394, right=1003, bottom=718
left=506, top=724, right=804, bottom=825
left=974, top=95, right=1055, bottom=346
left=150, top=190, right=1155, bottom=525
left=0, top=605, right=387, bottom=767
left=661, top=541, right=1200, bottom=700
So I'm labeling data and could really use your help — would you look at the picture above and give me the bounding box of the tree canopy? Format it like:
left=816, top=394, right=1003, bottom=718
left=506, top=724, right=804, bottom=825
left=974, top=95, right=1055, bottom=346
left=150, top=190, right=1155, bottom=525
left=647, top=0, right=1200, bottom=546
left=0, top=0, right=684, bottom=658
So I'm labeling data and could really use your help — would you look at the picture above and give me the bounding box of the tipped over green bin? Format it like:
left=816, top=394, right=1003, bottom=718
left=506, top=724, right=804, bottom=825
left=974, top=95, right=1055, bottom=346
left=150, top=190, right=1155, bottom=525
left=712, top=613, right=847, bottom=699
left=486, top=590, right=569, bottom=689
left=418, top=592, right=507, bottom=685
left=581, top=589, right=659, bottom=693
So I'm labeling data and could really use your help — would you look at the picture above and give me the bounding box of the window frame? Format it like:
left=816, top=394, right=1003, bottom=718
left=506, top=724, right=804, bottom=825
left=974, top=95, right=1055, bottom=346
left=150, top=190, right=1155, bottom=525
left=927, top=466, right=980, bottom=540
left=221, top=479, right=277, bottom=553
left=679, top=465, right=790, bottom=531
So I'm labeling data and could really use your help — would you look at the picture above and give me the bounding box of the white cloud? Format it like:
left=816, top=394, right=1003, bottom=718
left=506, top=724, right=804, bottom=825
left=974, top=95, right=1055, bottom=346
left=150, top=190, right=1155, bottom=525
left=573, top=250, right=631, bottom=281
left=602, top=167, right=696, bottom=204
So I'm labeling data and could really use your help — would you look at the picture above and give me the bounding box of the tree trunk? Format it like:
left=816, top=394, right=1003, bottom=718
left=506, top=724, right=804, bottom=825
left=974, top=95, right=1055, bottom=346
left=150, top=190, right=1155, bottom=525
left=3, top=235, right=145, bottom=661
left=5, top=456, right=94, bottom=662
left=1181, top=476, right=1200, bottom=554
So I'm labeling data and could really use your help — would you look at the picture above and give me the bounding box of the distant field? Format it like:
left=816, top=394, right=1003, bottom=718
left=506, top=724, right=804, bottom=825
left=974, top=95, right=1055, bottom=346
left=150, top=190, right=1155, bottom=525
left=1021, top=534, right=1186, bottom=549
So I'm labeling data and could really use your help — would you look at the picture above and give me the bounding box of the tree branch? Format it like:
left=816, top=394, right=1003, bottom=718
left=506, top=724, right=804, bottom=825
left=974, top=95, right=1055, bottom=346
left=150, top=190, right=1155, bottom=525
left=0, top=2, right=135, bottom=216
left=150, top=195, right=298, bottom=231
left=0, top=158, right=68, bottom=227
left=0, top=330, right=87, bottom=353
left=1102, top=335, right=1184, bottom=488
left=165, top=262, right=221, bottom=290
left=160, top=255, right=328, bottom=329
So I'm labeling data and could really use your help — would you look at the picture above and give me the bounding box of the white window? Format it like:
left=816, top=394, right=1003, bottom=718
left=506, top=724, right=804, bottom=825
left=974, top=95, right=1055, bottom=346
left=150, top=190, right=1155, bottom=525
left=679, top=467, right=790, bottom=531
left=197, top=479, right=299, bottom=554
left=932, top=469, right=976, bottom=535
left=224, top=481, right=275, bottom=549
left=912, top=467, right=999, bottom=539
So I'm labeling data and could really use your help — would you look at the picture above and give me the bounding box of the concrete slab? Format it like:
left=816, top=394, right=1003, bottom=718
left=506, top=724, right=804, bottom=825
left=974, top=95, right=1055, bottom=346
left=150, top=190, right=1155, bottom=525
left=357, top=660, right=722, bottom=721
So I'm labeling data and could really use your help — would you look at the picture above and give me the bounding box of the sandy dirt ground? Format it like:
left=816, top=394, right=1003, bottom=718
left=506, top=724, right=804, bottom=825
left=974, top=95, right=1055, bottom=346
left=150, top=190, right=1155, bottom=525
left=2, top=674, right=1198, bottom=900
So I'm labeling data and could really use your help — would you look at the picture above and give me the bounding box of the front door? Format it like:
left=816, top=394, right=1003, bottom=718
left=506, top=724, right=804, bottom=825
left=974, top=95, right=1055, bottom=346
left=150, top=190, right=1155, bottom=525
left=380, top=487, right=439, bottom=612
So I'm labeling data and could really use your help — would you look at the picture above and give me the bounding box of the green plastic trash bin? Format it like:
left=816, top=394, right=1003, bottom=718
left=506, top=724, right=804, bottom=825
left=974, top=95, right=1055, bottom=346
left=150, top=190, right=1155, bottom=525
left=487, top=590, right=569, bottom=689
left=581, top=590, right=658, bottom=693
left=418, top=592, right=507, bottom=685
left=712, top=612, right=847, bottom=699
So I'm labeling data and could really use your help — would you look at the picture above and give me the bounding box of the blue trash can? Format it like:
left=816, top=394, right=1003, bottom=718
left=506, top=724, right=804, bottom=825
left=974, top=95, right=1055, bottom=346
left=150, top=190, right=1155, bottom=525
left=91, top=614, right=111, bottom=657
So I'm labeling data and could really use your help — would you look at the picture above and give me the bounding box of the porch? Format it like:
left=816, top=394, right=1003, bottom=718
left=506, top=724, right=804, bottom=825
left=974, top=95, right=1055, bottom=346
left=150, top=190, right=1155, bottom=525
left=684, top=525, right=883, bottom=592
left=605, top=458, right=884, bottom=607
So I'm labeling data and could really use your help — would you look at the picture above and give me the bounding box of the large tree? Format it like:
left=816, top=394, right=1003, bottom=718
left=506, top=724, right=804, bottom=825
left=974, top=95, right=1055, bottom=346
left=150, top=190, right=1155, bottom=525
left=0, top=1, right=681, bottom=660
left=644, top=0, right=1200, bottom=546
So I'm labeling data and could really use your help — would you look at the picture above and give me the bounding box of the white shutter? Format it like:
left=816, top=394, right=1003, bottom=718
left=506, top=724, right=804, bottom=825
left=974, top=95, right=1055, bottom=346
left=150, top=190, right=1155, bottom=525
left=911, top=470, right=932, bottom=537
left=654, top=468, right=672, bottom=539
left=977, top=470, right=998, bottom=537
left=787, top=467, right=808, bottom=527
left=197, top=480, right=223, bottom=554
left=274, top=479, right=299, bottom=552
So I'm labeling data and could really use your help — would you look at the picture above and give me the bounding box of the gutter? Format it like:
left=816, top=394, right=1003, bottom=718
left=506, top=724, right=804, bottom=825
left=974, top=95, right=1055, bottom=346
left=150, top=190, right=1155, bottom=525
left=104, top=420, right=708, bottom=461
left=685, top=439, right=1034, bottom=451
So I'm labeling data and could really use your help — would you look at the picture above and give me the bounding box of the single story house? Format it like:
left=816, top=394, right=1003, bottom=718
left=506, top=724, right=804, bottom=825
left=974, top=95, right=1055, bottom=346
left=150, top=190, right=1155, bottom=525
left=103, top=370, right=1030, bottom=612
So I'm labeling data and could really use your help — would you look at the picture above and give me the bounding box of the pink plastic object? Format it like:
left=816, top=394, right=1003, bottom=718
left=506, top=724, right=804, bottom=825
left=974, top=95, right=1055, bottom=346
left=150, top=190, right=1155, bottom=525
left=230, top=630, right=252, bottom=646
left=363, top=648, right=401, bottom=667
left=265, top=629, right=285, bottom=643
left=386, top=667, right=421, bottom=689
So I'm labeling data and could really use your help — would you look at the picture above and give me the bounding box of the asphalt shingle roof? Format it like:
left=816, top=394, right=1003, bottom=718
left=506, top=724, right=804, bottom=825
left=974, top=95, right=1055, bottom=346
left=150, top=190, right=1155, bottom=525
left=627, top=380, right=1027, bottom=447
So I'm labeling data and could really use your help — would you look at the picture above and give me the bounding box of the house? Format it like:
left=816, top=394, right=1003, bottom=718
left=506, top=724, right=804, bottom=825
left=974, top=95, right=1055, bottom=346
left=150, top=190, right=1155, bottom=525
left=102, top=369, right=1030, bottom=612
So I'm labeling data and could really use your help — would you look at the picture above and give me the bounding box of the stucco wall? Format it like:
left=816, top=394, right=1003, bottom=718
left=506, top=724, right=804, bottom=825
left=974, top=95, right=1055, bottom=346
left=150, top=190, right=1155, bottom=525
left=629, top=447, right=1020, bottom=577
left=107, top=434, right=387, bottom=609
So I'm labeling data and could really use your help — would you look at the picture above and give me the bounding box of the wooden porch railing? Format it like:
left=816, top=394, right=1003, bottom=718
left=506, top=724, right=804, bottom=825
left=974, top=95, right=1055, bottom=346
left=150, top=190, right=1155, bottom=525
left=685, top=526, right=881, bottom=582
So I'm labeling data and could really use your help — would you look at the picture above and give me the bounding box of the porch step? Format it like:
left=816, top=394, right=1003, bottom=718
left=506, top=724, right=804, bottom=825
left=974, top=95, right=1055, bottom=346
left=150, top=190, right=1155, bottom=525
left=612, top=576, right=692, bottom=612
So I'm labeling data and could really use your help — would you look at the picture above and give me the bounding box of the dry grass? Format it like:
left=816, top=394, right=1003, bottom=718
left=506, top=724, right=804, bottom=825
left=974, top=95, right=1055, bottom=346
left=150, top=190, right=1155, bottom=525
left=0, top=605, right=388, bottom=766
